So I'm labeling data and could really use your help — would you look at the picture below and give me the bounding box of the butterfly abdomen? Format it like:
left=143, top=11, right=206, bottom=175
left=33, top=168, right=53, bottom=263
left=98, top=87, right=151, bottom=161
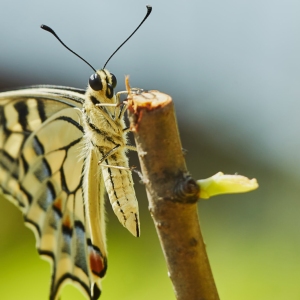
left=102, top=151, right=140, bottom=237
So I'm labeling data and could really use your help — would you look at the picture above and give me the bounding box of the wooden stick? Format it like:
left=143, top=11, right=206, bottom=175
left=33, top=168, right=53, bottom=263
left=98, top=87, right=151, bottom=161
left=126, top=77, right=220, bottom=300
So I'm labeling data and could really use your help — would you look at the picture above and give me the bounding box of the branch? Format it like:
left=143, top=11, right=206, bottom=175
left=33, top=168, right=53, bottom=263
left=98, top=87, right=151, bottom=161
left=126, top=78, right=220, bottom=300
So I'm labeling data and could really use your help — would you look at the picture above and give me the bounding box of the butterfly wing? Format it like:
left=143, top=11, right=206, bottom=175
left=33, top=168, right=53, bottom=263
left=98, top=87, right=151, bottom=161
left=0, top=87, right=106, bottom=300
left=0, top=86, right=85, bottom=209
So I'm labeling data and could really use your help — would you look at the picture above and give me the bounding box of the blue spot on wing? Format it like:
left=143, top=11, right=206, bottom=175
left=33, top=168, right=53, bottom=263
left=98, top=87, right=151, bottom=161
left=34, top=158, right=51, bottom=182
left=74, top=221, right=88, bottom=275
left=37, top=181, right=56, bottom=211
left=32, top=135, right=44, bottom=155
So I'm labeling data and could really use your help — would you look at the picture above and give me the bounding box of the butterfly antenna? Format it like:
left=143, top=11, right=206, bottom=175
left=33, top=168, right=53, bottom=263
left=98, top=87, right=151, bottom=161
left=41, top=24, right=97, bottom=72
left=103, top=5, right=152, bottom=68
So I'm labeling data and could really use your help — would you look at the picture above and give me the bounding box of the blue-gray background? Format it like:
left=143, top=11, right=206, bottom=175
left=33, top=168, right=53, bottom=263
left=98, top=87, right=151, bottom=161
left=0, top=0, right=299, bottom=299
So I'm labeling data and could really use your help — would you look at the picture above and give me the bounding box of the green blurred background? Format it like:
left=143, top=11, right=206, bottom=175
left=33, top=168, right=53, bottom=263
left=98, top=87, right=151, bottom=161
left=1, top=0, right=300, bottom=299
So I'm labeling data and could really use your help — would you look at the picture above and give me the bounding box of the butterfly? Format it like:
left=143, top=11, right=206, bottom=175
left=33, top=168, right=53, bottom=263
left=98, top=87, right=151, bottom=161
left=0, top=5, right=152, bottom=300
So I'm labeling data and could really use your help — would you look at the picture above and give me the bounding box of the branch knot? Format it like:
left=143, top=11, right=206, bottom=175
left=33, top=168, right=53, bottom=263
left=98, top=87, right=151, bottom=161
left=174, top=174, right=199, bottom=203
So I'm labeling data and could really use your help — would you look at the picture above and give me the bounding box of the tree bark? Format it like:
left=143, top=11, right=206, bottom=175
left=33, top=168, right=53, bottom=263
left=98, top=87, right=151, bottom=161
left=126, top=80, right=220, bottom=300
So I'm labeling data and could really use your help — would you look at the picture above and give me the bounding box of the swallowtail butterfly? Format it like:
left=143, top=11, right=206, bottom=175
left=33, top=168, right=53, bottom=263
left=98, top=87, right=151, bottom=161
left=0, top=5, right=152, bottom=300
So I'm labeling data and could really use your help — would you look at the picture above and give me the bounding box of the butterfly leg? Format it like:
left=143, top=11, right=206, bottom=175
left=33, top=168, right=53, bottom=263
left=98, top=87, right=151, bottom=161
left=115, top=90, right=129, bottom=104
left=115, top=91, right=132, bottom=120
left=126, top=145, right=137, bottom=151
left=97, top=145, right=121, bottom=165
left=100, top=163, right=136, bottom=171
left=95, top=93, right=130, bottom=126
left=95, top=101, right=128, bottom=127
left=97, top=145, right=136, bottom=171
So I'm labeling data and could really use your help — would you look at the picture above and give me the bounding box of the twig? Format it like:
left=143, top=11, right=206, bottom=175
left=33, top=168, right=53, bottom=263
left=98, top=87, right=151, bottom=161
left=126, top=78, right=220, bottom=300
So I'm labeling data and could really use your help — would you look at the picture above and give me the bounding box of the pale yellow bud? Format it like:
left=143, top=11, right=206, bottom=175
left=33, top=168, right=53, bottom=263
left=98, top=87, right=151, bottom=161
left=197, top=172, right=259, bottom=199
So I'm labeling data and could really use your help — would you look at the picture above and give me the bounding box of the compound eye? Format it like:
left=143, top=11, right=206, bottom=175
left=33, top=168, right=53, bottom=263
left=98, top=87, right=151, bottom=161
left=110, top=73, right=117, bottom=88
left=89, top=73, right=103, bottom=91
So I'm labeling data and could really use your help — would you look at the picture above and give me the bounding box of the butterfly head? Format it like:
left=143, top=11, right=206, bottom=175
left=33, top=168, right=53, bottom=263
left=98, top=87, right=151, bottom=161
left=88, top=69, right=117, bottom=102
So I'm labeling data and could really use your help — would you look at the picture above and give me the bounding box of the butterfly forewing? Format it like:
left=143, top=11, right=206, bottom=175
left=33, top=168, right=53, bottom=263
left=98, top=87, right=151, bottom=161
left=0, top=80, right=140, bottom=299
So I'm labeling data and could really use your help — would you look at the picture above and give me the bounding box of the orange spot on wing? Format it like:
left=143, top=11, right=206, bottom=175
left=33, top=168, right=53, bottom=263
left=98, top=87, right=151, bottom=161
left=89, top=250, right=105, bottom=277
left=62, top=215, right=71, bottom=229
left=53, top=197, right=62, bottom=212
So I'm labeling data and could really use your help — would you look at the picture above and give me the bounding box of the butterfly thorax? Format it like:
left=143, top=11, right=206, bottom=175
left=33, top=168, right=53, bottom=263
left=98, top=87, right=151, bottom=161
left=82, top=69, right=127, bottom=150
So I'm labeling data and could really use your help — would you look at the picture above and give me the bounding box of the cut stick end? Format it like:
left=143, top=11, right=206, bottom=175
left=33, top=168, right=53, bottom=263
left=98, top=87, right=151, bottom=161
left=125, top=76, right=172, bottom=113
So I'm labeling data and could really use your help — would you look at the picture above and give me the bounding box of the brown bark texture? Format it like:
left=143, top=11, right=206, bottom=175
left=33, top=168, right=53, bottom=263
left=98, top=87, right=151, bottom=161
left=126, top=80, right=220, bottom=300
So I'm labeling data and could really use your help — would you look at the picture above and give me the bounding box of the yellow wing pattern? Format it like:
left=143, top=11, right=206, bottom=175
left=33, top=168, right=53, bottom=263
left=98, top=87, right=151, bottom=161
left=0, top=87, right=105, bottom=300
